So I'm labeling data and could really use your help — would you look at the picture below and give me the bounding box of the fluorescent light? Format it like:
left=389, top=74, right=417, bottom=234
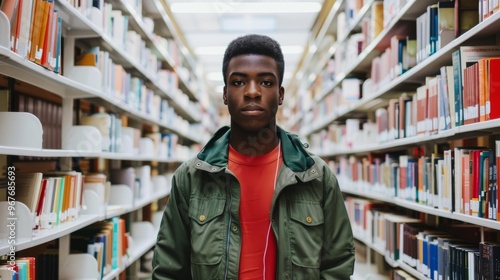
left=195, top=45, right=304, bottom=56
left=170, top=2, right=322, bottom=14
left=221, top=16, right=277, bottom=32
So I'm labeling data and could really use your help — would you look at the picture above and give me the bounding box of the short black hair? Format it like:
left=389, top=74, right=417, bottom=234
left=222, top=34, right=285, bottom=86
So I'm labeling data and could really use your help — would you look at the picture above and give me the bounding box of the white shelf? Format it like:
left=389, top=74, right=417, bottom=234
left=0, top=214, right=101, bottom=255
left=0, top=145, right=100, bottom=157
left=314, top=119, right=500, bottom=156
left=342, top=182, right=500, bottom=230
left=0, top=145, right=191, bottom=161
left=452, top=212, right=500, bottom=230
left=0, top=46, right=99, bottom=99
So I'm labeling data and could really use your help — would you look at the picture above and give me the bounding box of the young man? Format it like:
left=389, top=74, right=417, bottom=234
left=152, top=34, right=355, bottom=279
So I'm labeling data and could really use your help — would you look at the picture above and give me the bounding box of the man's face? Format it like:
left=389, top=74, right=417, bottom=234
left=223, top=54, right=284, bottom=132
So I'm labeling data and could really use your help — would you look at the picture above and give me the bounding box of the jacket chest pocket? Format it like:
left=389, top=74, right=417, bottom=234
left=188, top=197, right=226, bottom=265
left=289, top=201, right=324, bottom=269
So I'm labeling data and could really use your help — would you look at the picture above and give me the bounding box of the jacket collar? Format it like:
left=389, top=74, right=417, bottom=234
left=196, top=126, right=315, bottom=173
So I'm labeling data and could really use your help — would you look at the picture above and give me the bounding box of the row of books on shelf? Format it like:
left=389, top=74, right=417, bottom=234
left=375, top=47, right=500, bottom=140
left=345, top=197, right=500, bottom=279
left=71, top=217, right=129, bottom=279
left=65, top=0, right=181, bottom=66
left=1, top=253, right=56, bottom=280
left=73, top=45, right=199, bottom=121
left=340, top=0, right=481, bottom=90
left=332, top=141, right=500, bottom=220
left=307, top=44, right=500, bottom=145
left=2, top=0, right=63, bottom=72
left=0, top=167, right=172, bottom=231
left=0, top=217, right=136, bottom=280
left=1, top=0, right=186, bottom=93
left=337, top=0, right=384, bottom=46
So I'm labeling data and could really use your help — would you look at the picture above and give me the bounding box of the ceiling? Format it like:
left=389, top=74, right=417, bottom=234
left=165, top=0, right=325, bottom=99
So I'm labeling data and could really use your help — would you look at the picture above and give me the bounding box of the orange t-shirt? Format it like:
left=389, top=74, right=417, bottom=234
left=228, top=144, right=282, bottom=280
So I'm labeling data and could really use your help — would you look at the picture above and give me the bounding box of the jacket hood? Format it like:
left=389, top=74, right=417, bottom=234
left=196, top=126, right=315, bottom=172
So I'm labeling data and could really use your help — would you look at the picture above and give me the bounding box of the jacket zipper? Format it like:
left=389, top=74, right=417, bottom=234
left=224, top=176, right=232, bottom=280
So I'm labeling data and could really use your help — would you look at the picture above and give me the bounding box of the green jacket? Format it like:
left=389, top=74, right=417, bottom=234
left=152, top=126, right=355, bottom=279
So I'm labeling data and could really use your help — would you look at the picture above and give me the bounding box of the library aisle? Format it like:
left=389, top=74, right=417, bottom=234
left=1, top=0, right=500, bottom=279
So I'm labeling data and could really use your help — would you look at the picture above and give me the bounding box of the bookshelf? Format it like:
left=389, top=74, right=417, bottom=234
left=291, top=0, right=500, bottom=279
left=0, top=0, right=210, bottom=278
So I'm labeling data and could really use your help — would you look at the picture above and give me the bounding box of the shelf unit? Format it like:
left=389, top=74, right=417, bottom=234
left=290, top=0, right=500, bottom=278
left=0, top=0, right=207, bottom=278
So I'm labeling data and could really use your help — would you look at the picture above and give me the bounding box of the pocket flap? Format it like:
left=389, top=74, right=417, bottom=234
left=188, top=197, right=225, bottom=225
left=289, top=202, right=324, bottom=226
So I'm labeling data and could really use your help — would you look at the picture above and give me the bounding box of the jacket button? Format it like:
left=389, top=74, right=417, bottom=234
left=199, top=215, right=206, bottom=222
left=232, top=225, right=238, bottom=232
left=306, top=216, right=313, bottom=223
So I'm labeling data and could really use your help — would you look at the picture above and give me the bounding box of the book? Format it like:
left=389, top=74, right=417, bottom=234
left=0, top=0, right=19, bottom=22
left=34, top=0, right=52, bottom=65
left=28, top=0, right=47, bottom=62
left=489, top=58, right=500, bottom=119
left=15, top=172, right=43, bottom=213
left=479, top=242, right=500, bottom=279
left=15, top=0, right=33, bottom=58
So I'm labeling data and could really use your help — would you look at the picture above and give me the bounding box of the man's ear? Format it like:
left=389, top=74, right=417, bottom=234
left=223, top=86, right=228, bottom=105
left=278, top=86, right=285, bottom=105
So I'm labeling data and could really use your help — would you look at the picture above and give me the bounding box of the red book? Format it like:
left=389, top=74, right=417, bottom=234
left=416, top=85, right=427, bottom=135
left=462, top=153, right=471, bottom=215
left=489, top=58, right=500, bottom=119
left=34, top=178, right=48, bottom=229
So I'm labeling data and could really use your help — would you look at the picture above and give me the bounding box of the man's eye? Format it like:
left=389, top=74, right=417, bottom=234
left=262, top=81, right=273, bottom=86
left=232, top=81, right=244, bottom=86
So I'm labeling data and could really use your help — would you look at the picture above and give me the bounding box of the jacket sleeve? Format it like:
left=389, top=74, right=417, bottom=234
left=152, top=166, right=192, bottom=280
left=320, top=168, right=355, bottom=279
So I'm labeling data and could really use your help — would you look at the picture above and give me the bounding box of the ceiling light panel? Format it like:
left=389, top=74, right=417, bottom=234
left=170, top=1, right=322, bottom=14
left=220, top=16, right=277, bottom=32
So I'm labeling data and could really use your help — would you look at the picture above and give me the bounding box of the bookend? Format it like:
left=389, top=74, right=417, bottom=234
left=59, top=234, right=99, bottom=279
left=80, top=189, right=106, bottom=217
left=0, top=11, right=9, bottom=48
left=0, top=201, right=34, bottom=250
left=63, top=125, right=103, bottom=152
left=90, top=7, right=104, bottom=30
left=108, top=184, right=134, bottom=209
left=63, top=36, right=102, bottom=91
left=0, top=112, right=43, bottom=149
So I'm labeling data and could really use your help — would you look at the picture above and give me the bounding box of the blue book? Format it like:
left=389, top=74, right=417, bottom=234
left=429, top=238, right=439, bottom=280
left=452, top=50, right=463, bottom=126
left=112, top=217, right=119, bottom=269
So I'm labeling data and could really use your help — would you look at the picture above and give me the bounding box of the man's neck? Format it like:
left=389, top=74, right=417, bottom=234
left=229, top=126, right=280, bottom=157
